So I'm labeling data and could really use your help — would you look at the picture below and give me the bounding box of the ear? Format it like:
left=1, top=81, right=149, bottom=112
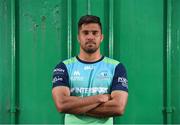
left=100, top=34, right=104, bottom=43
left=77, top=34, right=80, bottom=43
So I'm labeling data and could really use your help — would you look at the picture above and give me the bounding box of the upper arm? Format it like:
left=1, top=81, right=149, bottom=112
left=111, top=90, right=128, bottom=105
left=52, top=86, right=70, bottom=106
left=52, top=62, right=70, bottom=108
left=111, top=63, right=128, bottom=92
left=52, top=86, right=71, bottom=112
left=110, top=90, right=128, bottom=114
left=52, top=86, right=70, bottom=98
left=110, top=63, right=128, bottom=112
left=52, top=62, right=69, bottom=88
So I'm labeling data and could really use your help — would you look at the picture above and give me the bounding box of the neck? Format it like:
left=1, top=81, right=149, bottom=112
left=78, top=49, right=101, bottom=62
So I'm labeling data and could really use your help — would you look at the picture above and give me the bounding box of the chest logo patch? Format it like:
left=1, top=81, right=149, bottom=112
left=97, top=71, right=110, bottom=80
left=84, top=65, right=94, bottom=70
left=71, top=70, right=83, bottom=81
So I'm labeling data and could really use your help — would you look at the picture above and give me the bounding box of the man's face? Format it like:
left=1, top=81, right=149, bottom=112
left=78, top=23, right=103, bottom=54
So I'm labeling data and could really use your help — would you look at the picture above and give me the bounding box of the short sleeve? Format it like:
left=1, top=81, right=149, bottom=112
left=52, top=62, right=69, bottom=88
left=111, top=63, right=128, bottom=92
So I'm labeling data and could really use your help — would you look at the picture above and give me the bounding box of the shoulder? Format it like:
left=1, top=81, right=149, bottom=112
left=103, top=56, right=120, bottom=66
left=62, top=57, right=77, bottom=65
left=53, top=57, right=77, bottom=72
left=114, top=63, right=127, bottom=75
left=102, top=57, right=127, bottom=73
left=55, top=57, right=77, bottom=67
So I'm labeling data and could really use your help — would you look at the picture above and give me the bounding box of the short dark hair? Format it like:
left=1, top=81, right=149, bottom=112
left=78, top=15, right=102, bottom=33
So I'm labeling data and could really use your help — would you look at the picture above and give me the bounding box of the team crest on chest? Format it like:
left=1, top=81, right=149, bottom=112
left=97, top=71, right=111, bottom=80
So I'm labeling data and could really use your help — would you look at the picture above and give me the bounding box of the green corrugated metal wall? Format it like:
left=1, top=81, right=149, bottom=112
left=0, top=0, right=11, bottom=123
left=171, top=0, right=180, bottom=123
left=0, top=0, right=180, bottom=124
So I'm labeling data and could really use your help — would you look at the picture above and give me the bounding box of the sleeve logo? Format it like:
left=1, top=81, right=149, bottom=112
left=53, top=68, right=65, bottom=73
left=52, top=76, right=63, bottom=83
left=118, top=77, right=128, bottom=88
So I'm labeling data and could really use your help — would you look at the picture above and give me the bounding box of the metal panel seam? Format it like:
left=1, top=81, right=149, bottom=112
left=10, top=0, right=17, bottom=123
left=87, top=0, right=91, bottom=14
left=166, top=0, right=173, bottom=123
left=68, top=0, right=72, bottom=58
left=109, top=0, right=114, bottom=58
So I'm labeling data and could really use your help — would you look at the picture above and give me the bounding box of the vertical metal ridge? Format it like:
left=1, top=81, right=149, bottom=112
left=166, top=0, right=173, bottom=123
left=87, top=0, right=91, bottom=14
left=10, top=0, right=16, bottom=123
left=67, top=0, right=72, bottom=58
left=109, top=0, right=114, bottom=58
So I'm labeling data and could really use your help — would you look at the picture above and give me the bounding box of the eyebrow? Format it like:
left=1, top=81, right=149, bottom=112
left=81, top=30, right=99, bottom=32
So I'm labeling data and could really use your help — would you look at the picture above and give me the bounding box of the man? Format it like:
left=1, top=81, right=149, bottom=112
left=52, top=15, right=128, bottom=125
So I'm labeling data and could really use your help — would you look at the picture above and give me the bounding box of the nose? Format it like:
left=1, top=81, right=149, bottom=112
left=86, top=32, right=95, bottom=40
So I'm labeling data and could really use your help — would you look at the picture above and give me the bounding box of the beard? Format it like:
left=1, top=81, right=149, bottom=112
left=81, top=41, right=99, bottom=54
